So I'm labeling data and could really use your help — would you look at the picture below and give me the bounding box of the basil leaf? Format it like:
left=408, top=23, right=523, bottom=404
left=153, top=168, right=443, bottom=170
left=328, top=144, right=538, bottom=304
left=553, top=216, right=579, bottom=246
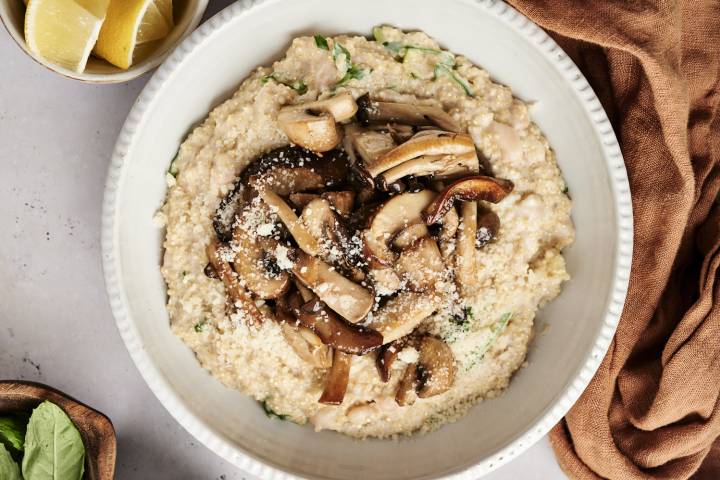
left=0, top=415, right=27, bottom=453
left=314, top=34, right=329, bottom=50
left=0, top=444, right=21, bottom=480
left=434, top=64, right=475, bottom=96
left=22, top=401, right=85, bottom=480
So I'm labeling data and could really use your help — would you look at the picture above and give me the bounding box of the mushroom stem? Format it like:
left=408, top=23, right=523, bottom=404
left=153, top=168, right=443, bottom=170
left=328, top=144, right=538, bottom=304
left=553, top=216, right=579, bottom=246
left=319, top=350, right=352, bottom=405
left=259, top=189, right=321, bottom=256
left=455, top=201, right=478, bottom=298
left=206, top=241, right=264, bottom=325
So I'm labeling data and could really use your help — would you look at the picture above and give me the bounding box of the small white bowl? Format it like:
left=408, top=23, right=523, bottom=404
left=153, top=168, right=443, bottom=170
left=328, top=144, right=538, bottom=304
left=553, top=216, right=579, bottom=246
left=102, top=0, right=633, bottom=478
left=0, top=0, right=207, bottom=83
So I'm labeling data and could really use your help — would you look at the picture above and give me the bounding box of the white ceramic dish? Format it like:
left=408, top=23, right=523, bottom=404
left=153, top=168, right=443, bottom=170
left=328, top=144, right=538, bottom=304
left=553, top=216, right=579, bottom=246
left=0, top=0, right=207, bottom=83
left=102, top=0, right=633, bottom=478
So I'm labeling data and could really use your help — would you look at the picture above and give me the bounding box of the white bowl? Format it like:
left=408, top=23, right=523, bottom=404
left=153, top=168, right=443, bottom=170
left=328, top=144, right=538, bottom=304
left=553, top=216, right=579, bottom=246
left=0, top=0, right=207, bottom=83
left=102, top=0, right=633, bottom=478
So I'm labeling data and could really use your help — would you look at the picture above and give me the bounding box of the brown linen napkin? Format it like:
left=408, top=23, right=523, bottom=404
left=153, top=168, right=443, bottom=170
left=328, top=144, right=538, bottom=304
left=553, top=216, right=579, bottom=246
left=506, top=1, right=720, bottom=478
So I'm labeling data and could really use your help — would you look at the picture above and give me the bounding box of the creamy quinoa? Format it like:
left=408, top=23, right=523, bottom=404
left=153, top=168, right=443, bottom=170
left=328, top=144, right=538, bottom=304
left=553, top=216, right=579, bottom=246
left=159, top=27, right=574, bottom=438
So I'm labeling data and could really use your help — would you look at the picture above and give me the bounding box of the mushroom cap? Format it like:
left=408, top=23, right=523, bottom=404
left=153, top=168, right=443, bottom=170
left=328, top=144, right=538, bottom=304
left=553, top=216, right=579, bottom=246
left=421, top=175, right=514, bottom=225
left=278, top=108, right=342, bottom=153
left=295, top=91, right=358, bottom=122
left=377, top=151, right=480, bottom=189
left=367, top=131, right=475, bottom=178
left=416, top=336, right=457, bottom=398
left=362, top=190, right=436, bottom=267
left=231, top=226, right=290, bottom=299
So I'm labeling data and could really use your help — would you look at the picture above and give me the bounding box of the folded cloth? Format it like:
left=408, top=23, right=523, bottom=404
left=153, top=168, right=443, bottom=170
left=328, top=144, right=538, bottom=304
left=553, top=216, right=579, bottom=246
left=507, top=1, right=720, bottom=478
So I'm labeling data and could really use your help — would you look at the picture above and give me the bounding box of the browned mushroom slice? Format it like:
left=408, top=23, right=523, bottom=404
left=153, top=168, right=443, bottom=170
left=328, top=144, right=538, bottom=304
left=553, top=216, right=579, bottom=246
left=231, top=227, right=290, bottom=299
left=278, top=93, right=358, bottom=153
left=206, top=241, right=264, bottom=325
left=321, top=191, right=356, bottom=217
left=455, top=201, right=478, bottom=298
left=376, top=337, right=413, bottom=382
left=240, top=146, right=349, bottom=197
left=292, top=251, right=374, bottom=323
left=275, top=304, right=332, bottom=368
left=416, top=336, right=457, bottom=398
left=395, top=363, right=419, bottom=406
left=356, top=94, right=461, bottom=133
left=353, top=130, right=397, bottom=169
left=367, top=131, right=475, bottom=178
left=377, top=151, right=479, bottom=189
left=319, top=350, right=352, bottom=405
left=259, top=189, right=320, bottom=256
left=396, top=237, right=444, bottom=292
left=362, top=190, right=436, bottom=267
left=299, top=198, right=365, bottom=282
left=366, top=291, right=439, bottom=344
left=295, top=298, right=383, bottom=355
left=421, top=175, right=514, bottom=225
left=437, top=207, right=459, bottom=241
left=476, top=207, right=501, bottom=247
left=367, top=123, right=416, bottom=143
left=391, top=222, right=429, bottom=251
left=288, top=192, right=320, bottom=210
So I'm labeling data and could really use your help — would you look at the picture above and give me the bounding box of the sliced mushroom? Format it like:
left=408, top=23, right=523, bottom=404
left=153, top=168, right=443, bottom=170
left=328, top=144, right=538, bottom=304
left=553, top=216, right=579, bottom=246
left=278, top=109, right=341, bottom=152
left=376, top=151, right=479, bottom=189
left=275, top=304, right=332, bottom=368
left=395, top=363, right=419, bottom=406
left=356, top=94, right=461, bottom=133
left=396, top=237, right=444, bottom=292
left=259, top=189, right=320, bottom=256
left=321, top=191, right=355, bottom=217
left=319, top=350, right=352, bottom=405
left=391, top=222, right=429, bottom=251
left=205, top=241, right=264, bottom=325
left=295, top=298, right=383, bottom=355
left=437, top=207, right=459, bottom=241
left=352, top=130, right=397, bottom=170
left=293, top=278, right=315, bottom=302
left=362, top=190, right=436, bottom=267
left=455, top=201, right=478, bottom=298
left=231, top=226, right=290, bottom=299
left=299, top=198, right=364, bottom=282
left=241, top=146, right=349, bottom=196
left=416, top=336, right=456, bottom=398
left=368, top=267, right=402, bottom=296
left=278, top=93, right=358, bottom=152
left=288, top=192, right=320, bottom=210
left=292, top=251, right=374, bottom=323
left=421, top=175, right=514, bottom=225
left=367, top=123, right=416, bottom=143
left=212, top=179, right=246, bottom=242
left=367, top=131, right=475, bottom=178
left=476, top=207, right=501, bottom=247
left=366, top=291, right=439, bottom=344
left=376, top=337, right=413, bottom=382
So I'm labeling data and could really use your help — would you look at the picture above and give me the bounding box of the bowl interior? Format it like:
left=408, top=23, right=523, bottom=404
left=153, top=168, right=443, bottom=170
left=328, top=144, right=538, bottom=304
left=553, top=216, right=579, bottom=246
left=0, top=0, right=207, bottom=82
left=107, top=0, right=628, bottom=478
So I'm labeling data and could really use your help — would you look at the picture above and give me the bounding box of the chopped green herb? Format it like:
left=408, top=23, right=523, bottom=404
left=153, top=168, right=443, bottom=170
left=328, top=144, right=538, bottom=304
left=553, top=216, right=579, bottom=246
left=434, top=64, right=474, bottom=96
left=332, top=42, right=352, bottom=62
left=465, top=312, right=513, bottom=371
left=314, top=34, right=329, bottom=50
left=371, top=26, right=385, bottom=43
left=383, top=41, right=405, bottom=56
left=336, top=65, right=371, bottom=87
left=261, top=400, right=289, bottom=421
left=261, top=74, right=308, bottom=95
left=167, top=151, right=180, bottom=177
left=464, top=306, right=475, bottom=321
left=193, top=318, right=206, bottom=333
left=181, top=271, right=188, bottom=277
left=562, top=185, right=569, bottom=195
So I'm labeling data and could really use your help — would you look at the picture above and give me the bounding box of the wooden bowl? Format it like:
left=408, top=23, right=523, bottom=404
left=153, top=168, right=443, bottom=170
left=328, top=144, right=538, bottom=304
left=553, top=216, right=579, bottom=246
left=0, top=0, right=208, bottom=83
left=0, top=381, right=116, bottom=480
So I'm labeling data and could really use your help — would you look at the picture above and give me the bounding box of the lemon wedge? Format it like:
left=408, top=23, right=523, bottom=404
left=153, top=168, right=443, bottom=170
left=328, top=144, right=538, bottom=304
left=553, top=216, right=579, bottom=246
left=94, top=0, right=172, bottom=69
left=24, top=0, right=109, bottom=72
